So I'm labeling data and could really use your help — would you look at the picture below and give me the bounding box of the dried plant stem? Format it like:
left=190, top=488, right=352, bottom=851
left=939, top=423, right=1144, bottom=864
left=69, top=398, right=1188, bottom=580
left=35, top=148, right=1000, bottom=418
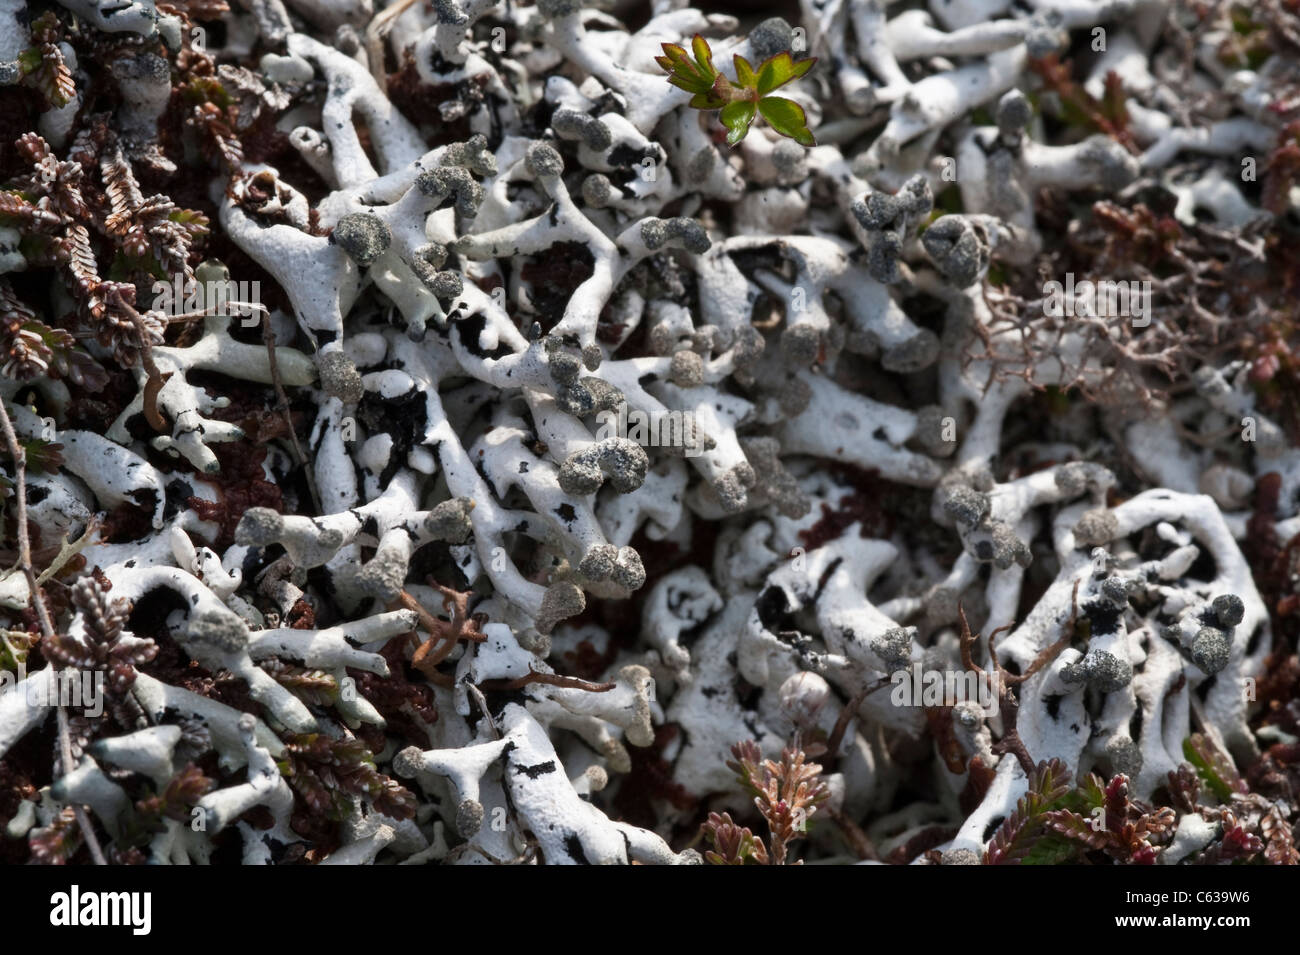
left=955, top=589, right=1079, bottom=776
left=365, top=0, right=422, bottom=86
left=826, top=804, right=878, bottom=861
left=957, top=605, right=1041, bottom=777
left=399, top=588, right=487, bottom=679
left=496, top=670, right=615, bottom=692
left=260, top=313, right=321, bottom=513
left=826, top=675, right=891, bottom=759
left=127, top=312, right=169, bottom=432
left=995, top=580, right=1079, bottom=687
left=0, top=397, right=106, bottom=865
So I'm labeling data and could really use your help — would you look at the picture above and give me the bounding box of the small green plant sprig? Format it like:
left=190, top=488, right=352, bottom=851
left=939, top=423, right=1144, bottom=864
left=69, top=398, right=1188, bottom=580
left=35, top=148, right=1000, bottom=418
left=655, top=35, right=817, bottom=148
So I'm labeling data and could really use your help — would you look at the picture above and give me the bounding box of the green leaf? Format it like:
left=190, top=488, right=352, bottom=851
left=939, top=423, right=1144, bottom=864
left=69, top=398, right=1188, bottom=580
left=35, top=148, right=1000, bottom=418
left=19, top=438, right=63, bottom=475
left=691, top=34, right=716, bottom=78
left=720, top=100, right=756, bottom=146
left=733, top=54, right=757, bottom=90
left=1021, top=832, right=1081, bottom=865
left=0, top=630, right=33, bottom=671
left=658, top=39, right=723, bottom=98
left=789, top=57, right=816, bottom=81
left=752, top=52, right=816, bottom=104
left=658, top=44, right=699, bottom=78
left=667, top=74, right=713, bottom=97
left=757, top=96, right=815, bottom=146
left=660, top=42, right=689, bottom=63
left=658, top=59, right=707, bottom=94
left=689, top=92, right=724, bottom=110
left=169, top=208, right=210, bottom=230
left=17, top=48, right=42, bottom=76
left=755, top=51, right=817, bottom=95
left=1183, top=734, right=1242, bottom=803
left=755, top=52, right=793, bottom=95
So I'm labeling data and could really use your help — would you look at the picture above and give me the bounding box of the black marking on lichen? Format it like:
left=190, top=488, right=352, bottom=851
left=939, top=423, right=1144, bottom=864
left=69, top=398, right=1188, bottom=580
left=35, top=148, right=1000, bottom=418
left=755, top=585, right=795, bottom=632
left=1083, top=599, right=1123, bottom=636
left=563, top=833, right=592, bottom=864
left=516, top=760, right=557, bottom=779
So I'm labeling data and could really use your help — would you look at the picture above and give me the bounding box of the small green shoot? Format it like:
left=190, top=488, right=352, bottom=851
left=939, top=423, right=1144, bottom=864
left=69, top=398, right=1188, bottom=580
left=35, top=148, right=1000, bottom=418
left=655, top=34, right=817, bottom=148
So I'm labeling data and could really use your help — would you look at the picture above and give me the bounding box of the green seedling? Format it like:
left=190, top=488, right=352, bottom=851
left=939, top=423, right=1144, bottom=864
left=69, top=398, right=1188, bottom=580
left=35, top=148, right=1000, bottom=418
left=655, top=34, right=817, bottom=148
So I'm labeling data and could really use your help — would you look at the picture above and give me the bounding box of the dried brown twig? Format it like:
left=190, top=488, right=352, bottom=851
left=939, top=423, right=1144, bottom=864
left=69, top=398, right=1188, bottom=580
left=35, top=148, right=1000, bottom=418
left=0, top=398, right=106, bottom=864
left=825, top=675, right=891, bottom=759
left=957, top=586, right=1077, bottom=775
left=258, top=309, right=321, bottom=512
left=398, top=585, right=614, bottom=693
left=401, top=583, right=489, bottom=679
left=494, top=670, right=615, bottom=692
